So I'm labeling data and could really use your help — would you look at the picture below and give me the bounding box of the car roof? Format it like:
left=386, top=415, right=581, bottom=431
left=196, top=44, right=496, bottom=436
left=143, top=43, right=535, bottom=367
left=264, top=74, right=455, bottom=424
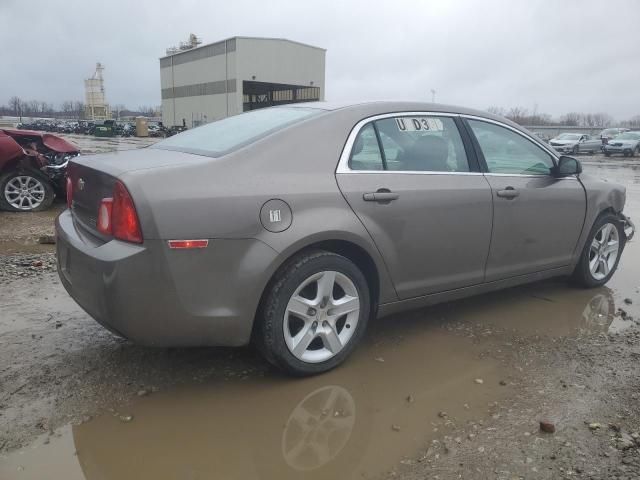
left=288, top=100, right=493, bottom=117
left=283, top=100, right=526, bottom=131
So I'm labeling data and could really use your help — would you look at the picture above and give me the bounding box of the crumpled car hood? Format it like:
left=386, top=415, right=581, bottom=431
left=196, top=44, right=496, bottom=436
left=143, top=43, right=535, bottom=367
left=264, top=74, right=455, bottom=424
left=0, top=129, right=79, bottom=154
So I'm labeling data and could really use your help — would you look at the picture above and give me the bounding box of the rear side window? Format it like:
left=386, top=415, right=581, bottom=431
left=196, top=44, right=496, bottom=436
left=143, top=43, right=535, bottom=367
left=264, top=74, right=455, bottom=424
left=349, top=124, right=384, bottom=170
left=468, top=120, right=554, bottom=175
left=152, top=107, right=322, bottom=157
left=349, top=115, right=470, bottom=172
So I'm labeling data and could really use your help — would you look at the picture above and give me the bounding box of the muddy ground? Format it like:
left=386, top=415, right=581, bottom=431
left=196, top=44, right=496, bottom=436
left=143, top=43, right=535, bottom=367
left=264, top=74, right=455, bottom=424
left=0, top=151, right=639, bottom=479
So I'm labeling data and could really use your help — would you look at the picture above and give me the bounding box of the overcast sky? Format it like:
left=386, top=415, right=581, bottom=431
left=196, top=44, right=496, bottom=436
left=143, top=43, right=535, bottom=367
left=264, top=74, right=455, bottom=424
left=1, top=0, right=639, bottom=120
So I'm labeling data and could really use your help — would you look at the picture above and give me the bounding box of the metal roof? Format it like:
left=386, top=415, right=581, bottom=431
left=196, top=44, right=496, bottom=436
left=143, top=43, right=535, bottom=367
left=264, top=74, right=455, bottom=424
left=160, top=36, right=325, bottom=60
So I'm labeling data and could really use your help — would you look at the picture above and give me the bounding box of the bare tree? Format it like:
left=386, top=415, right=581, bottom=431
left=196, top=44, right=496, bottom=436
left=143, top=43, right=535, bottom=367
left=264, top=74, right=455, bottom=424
left=112, top=104, right=127, bottom=120
left=486, top=106, right=505, bottom=116
left=8, top=96, right=23, bottom=118
left=137, top=105, right=159, bottom=116
left=26, top=100, right=41, bottom=115
left=60, top=100, right=74, bottom=118
left=39, top=101, right=54, bottom=116
left=592, top=113, right=613, bottom=128
left=73, top=101, right=85, bottom=120
left=560, top=112, right=581, bottom=126
left=505, top=107, right=529, bottom=124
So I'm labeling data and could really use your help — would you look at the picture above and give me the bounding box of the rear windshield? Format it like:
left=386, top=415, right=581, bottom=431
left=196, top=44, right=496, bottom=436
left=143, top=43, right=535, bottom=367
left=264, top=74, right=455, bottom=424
left=152, top=107, right=322, bottom=157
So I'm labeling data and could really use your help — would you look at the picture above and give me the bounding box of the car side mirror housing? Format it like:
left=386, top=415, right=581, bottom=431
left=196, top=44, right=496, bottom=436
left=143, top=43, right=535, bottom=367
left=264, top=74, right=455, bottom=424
left=553, top=156, right=582, bottom=177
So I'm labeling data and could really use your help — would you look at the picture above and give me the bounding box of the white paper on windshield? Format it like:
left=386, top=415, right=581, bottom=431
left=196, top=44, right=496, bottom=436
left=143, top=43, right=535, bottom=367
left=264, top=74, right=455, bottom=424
left=395, top=117, right=444, bottom=132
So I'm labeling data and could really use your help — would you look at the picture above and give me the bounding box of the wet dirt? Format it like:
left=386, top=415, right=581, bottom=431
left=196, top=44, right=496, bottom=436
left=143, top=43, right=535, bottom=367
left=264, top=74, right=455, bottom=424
left=1, top=160, right=639, bottom=479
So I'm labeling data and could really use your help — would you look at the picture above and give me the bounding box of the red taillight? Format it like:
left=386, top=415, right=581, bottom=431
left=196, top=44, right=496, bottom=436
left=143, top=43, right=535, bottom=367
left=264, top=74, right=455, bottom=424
left=96, top=181, right=143, bottom=244
left=112, top=181, right=143, bottom=243
left=66, top=177, right=73, bottom=208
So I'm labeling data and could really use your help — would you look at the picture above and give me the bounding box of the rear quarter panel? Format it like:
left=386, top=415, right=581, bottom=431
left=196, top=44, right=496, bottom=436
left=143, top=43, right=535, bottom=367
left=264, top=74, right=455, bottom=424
left=125, top=108, right=398, bottom=304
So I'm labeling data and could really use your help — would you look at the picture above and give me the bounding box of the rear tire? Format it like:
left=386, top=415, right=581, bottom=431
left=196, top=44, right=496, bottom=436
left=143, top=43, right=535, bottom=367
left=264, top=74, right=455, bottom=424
left=0, top=169, right=55, bottom=212
left=571, top=212, right=624, bottom=288
left=255, top=250, right=370, bottom=376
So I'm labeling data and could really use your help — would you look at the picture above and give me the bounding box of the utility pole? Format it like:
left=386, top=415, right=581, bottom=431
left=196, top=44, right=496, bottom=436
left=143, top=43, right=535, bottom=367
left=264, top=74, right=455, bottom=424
left=430, top=89, right=436, bottom=103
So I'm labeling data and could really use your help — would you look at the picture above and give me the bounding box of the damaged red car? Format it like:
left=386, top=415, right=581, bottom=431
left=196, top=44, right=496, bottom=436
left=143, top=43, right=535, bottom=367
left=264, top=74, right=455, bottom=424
left=0, top=129, right=79, bottom=211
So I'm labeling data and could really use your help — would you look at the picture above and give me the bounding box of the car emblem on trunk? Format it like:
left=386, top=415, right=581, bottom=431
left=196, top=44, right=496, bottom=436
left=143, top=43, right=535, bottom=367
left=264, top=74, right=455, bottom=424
left=77, top=178, right=85, bottom=191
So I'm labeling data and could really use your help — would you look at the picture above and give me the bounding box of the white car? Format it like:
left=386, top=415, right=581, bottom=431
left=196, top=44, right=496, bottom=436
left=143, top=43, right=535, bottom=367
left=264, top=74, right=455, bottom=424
left=603, top=131, right=640, bottom=157
left=549, top=133, right=602, bottom=154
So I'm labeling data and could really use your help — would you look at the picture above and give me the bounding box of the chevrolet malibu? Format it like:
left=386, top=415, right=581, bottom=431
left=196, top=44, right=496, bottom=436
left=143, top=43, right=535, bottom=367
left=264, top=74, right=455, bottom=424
left=56, top=102, right=635, bottom=375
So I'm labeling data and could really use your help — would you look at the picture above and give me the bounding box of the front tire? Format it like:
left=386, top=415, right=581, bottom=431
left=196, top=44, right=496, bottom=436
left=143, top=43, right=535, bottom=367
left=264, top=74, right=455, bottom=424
left=0, top=170, right=54, bottom=212
left=572, top=213, right=624, bottom=288
left=255, top=250, right=371, bottom=376
left=572, top=145, right=579, bottom=155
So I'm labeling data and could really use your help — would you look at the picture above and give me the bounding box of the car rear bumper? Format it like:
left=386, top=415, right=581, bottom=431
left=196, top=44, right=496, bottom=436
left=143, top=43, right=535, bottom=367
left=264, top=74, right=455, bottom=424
left=55, top=209, right=277, bottom=347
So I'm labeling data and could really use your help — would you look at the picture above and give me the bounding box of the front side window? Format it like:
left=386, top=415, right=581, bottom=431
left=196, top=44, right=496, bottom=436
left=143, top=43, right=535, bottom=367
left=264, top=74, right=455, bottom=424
left=349, top=115, right=470, bottom=172
left=468, top=120, right=554, bottom=175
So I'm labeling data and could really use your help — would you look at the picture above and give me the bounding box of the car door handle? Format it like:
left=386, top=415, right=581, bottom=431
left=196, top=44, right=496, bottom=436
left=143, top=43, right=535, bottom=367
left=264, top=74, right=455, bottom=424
left=496, top=187, right=519, bottom=199
left=363, top=190, right=399, bottom=202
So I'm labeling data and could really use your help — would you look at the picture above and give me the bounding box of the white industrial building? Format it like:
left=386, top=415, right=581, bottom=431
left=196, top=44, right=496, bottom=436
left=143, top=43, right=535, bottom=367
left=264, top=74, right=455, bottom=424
left=84, top=63, right=111, bottom=120
left=159, top=36, right=326, bottom=128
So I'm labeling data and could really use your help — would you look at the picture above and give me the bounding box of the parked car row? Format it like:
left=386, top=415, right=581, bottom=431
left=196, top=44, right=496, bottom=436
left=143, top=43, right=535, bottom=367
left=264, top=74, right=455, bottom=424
left=18, top=120, right=89, bottom=134
left=17, top=120, right=139, bottom=137
left=544, top=128, right=639, bottom=157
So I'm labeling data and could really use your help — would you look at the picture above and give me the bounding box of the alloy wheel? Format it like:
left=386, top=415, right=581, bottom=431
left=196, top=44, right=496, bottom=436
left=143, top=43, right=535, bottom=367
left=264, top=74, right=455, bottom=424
left=4, top=175, right=46, bottom=211
left=588, top=223, right=620, bottom=280
left=283, top=270, right=360, bottom=363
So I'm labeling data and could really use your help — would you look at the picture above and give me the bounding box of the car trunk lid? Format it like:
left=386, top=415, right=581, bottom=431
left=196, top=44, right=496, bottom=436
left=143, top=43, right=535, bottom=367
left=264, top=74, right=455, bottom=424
left=67, top=148, right=208, bottom=239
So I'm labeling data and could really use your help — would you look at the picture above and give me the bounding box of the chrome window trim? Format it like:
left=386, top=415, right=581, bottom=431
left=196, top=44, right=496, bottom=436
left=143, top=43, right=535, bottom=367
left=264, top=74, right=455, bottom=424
left=338, top=170, right=484, bottom=176
left=484, top=172, right=578, bottom=181
left=336, top=111, right=579, bottom=180
left=336, top=111, right=565, bottom=176
left=336, top=111, right=471, bottom=175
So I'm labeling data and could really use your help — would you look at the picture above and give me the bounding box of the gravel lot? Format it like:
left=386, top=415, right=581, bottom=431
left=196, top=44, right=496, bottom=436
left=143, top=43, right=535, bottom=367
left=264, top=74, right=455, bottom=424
left=0, top=149, right=639, bottom=479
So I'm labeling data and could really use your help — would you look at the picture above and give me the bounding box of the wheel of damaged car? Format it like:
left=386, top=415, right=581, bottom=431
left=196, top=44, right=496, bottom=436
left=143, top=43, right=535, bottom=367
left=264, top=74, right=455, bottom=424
left=255, top=250, right=370, bottom=376
left=0, top=170, right=54, bottom=212
left=572, top=212, right=624, bottom=288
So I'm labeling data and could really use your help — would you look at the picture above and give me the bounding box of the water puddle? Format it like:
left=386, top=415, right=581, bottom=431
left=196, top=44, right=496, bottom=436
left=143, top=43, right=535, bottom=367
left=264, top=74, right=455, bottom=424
left=3, top=277, right=635, bottom=480
left=1, top=320, right=511, bottom=480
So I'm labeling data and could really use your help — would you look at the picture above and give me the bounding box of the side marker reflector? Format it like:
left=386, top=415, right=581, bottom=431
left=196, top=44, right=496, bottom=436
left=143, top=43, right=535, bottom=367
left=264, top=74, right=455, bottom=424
left=167, top=239, right=209, bottom=249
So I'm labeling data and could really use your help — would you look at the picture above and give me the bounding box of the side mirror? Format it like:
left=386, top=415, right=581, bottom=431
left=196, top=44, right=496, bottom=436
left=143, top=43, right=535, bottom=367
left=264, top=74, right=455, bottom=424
left=553, top=156, right=582, bottom=177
